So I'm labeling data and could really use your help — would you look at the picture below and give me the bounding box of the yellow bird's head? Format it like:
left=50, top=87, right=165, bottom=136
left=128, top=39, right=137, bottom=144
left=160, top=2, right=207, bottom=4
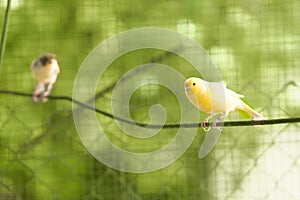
left=184, top=77, right=206, bottom=94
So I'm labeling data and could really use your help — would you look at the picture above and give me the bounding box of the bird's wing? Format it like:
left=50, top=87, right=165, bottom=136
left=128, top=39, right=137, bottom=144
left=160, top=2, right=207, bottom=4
left=207, top=80, right=226, bottom=87
left=207, top=81, right=244, bottom=98
left=207, top=81, right=227, bottom=98
left=227, top=88, right=244, bottom=98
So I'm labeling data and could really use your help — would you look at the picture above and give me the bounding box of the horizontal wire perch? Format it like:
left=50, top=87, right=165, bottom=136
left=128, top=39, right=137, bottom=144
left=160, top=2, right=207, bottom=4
left=0, top=89, right=300, bottom=129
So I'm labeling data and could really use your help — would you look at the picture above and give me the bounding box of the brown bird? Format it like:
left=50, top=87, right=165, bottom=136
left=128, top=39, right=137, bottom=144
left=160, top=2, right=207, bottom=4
left=31, top=53, right=60, bottom=102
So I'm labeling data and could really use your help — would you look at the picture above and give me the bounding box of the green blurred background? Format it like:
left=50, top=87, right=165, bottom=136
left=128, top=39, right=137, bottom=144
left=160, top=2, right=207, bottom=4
left=0, top=0, right=300, bottom=199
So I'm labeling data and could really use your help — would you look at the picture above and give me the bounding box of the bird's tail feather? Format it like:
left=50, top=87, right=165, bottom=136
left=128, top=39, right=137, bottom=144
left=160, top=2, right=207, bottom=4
left=238, top=102, right=264, bottom=120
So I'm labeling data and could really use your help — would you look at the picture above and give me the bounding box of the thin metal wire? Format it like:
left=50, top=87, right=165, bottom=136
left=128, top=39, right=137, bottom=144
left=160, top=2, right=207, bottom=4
left=0, top=0, right=11, bottom=74
left=1, top=89, right=299, bottom=129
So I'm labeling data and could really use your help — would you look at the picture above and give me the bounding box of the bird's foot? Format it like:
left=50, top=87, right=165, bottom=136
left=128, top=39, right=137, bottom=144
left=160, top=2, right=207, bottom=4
left=41, top=96, right=49, bottom=102
left=32, top=90, right=50, bottom=103
left=201, top=119, right=211, bottom=132
left=212, top=114, right=224, bottom=131
left=201, top=115, right=215, bottom=132
left=41, top=92, right=50, bottom=102
left=32, top=95, right=40, bottom=103
left=32, top=92, right=43, bottom=103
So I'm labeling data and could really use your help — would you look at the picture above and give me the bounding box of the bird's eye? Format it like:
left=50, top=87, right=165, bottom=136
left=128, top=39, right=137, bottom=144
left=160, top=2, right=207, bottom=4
left=192, top=82, right=196, bottom=86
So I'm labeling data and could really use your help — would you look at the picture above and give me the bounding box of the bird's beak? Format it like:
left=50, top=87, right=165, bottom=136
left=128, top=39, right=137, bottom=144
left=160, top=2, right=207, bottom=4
left=184, top=80, right=192, bottom=92
left=185, top=86, right=191, bottom=92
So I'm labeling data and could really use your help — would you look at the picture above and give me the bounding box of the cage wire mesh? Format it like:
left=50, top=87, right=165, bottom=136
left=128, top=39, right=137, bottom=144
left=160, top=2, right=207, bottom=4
left=0, top=0, right=300, bottom=200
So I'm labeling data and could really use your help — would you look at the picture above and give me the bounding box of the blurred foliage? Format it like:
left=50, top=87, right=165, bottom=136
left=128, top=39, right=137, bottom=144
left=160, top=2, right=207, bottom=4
left=0, top=0, right=300, bottom=200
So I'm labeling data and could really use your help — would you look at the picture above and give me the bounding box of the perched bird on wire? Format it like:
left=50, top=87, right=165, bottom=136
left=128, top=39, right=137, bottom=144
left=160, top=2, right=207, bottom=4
left=184, top=77, right=263, bottom=131
left=31, top=53, right=60, bottom=103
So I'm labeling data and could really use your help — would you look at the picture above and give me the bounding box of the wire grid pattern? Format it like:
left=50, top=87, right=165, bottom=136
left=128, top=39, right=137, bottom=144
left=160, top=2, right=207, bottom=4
left=0, top=0, right=300, bottom=199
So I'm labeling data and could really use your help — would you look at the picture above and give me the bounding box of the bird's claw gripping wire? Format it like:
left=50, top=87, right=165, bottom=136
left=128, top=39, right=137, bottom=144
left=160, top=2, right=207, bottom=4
left=201, top=114, right=215, bottom=132
left=201, top=118, right=211, bottom=132
left=212, top=114, right=224, bottom=131
left=201, top=114, right=225, bottom=132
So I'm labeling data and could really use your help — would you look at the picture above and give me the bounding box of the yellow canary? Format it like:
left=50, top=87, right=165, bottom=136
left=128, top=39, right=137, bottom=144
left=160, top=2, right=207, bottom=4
left=31, top=53, right=60, bottom=103
left=184, top=77, right=263, bottom=129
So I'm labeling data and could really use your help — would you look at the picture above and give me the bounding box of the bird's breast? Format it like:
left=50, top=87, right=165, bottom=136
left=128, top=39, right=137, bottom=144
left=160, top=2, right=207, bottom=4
left=33, top=64, right=58, bottom=83
left=186, top=89, right=214, bottom=114
left=186, top=89, right=231, bottom=114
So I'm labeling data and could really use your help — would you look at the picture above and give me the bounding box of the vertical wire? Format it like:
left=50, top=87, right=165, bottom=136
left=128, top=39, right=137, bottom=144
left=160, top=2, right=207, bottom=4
left=0, top=0, right=11, bottom=75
